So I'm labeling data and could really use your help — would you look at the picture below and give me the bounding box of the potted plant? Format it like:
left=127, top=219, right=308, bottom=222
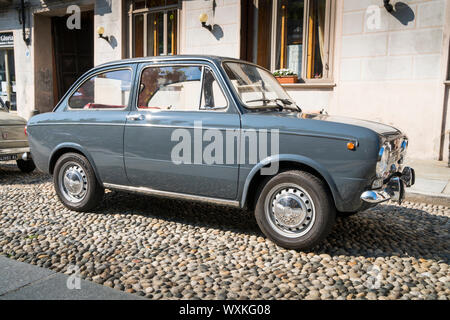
left=273, top=69, right=298, bottom=84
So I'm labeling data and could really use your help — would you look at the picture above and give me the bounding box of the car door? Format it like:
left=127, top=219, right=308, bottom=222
left=52, top=66, right=134, bottom=185
left=123, top=62, right=241, bottom=200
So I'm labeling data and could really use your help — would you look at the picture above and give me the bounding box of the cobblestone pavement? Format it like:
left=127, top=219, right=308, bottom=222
left=1, top=163, right=449, bottom=300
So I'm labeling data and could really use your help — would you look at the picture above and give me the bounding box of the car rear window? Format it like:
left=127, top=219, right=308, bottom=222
left=68, top=69, right=132, bottom=110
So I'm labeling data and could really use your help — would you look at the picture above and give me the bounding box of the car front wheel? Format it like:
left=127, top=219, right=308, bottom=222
left=254, top=170, right=336, bottom=250
left=53, top=152, right=104, bottom=211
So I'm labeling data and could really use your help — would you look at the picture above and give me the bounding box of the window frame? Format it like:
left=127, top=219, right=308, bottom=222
left=136, top=63, right=230, bottom=113
left=127, top=0, right=181, bottom=58
left=267, top=0, right=336, bottom=83
left=65, top=67, right=134, bottom=111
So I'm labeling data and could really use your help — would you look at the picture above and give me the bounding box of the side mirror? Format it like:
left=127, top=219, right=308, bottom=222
left=4, top=100, right=11, bottom=111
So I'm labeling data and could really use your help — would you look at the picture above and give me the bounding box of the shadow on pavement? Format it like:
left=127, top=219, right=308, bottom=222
left=99, top=190, right=449, bottom=263
left=1, top=167, right=448, bottom=263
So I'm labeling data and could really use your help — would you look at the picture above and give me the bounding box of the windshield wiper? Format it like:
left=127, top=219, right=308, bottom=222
left=245, top=98, right=301, bottom=112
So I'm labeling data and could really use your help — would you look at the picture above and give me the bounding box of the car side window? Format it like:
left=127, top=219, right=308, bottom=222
left=68, top=69, right=132, bottom=110
left=138, top=66, right=202, bottom=111
left=200, top=67, right=227, bottom=110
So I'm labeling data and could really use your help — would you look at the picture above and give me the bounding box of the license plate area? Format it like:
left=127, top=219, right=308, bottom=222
left=0, top=154, right=18, bottom=161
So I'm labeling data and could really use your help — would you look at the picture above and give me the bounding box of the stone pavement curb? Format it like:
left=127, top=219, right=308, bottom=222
left=0, top=256, right=143, bottom=300
left=405, top=191, right=450, bottom=206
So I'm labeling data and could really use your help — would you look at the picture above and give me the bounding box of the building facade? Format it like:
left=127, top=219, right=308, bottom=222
left=0, top=0, right=449, bottom=161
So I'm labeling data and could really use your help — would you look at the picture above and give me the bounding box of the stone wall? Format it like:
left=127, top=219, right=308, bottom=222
left=332, top=0, right=449, bottom=160
left=180, top=0, right=240, bottom=58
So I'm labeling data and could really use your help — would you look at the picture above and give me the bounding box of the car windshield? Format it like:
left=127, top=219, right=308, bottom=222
left=223, top=62, right=299, bottom=112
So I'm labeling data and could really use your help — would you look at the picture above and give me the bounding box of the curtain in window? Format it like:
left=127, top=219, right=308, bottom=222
left=317, top=0, right=326, bottom=70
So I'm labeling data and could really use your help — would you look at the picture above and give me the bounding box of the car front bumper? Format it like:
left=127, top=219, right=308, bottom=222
left=360, top=166, right=415, bottom=204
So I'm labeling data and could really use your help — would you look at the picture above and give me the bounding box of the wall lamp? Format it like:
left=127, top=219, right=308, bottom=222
left=384, top=0, right=394, bottom=12
left=97, top=26, right=110, bottom=42
left=199, top=13, right=212, bottom=31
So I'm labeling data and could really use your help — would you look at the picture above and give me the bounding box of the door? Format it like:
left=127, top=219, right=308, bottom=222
left=52, top=10, right=94, bottom=100
left=62, top=67, right=134, bottom=185
left=124, top=63, right=241, bottom=200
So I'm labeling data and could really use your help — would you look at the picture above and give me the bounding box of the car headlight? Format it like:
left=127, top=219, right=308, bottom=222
left=376, top=143, right=390, bottom=178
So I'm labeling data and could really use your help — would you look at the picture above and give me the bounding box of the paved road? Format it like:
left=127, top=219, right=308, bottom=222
left=0, top=163, right=449, bottom=300
left=0, top=256, right=140, bottom=299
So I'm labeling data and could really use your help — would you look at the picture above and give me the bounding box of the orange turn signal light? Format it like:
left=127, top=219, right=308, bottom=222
left=347, top=142, right=356, bottom=150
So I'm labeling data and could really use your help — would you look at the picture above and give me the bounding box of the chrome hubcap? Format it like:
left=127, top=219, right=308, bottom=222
left=265, top=184, right=315, bottom=238
left=59, top=163, right=88, bottom=203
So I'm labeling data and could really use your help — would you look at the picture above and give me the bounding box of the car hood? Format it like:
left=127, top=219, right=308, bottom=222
left=303, top=113, right=401, bottom=137
left=0, top=111, right=27, bottom=126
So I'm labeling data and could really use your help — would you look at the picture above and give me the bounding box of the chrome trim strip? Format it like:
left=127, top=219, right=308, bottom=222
left=103, top=183, right=241, bottom=207
left=278, top=130, right=358, bottom=143
left=125, top=123, right=235, bottom=130
left=28, top=123, right=124, bottom=127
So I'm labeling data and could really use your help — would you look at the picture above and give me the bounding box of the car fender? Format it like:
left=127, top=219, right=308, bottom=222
left=49, top=142, right=102, bottom=184
left=240, top=154, right=342, bottom=209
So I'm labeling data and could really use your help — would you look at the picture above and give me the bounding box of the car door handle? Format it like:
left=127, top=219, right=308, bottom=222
left=126, top=114, right=145, bottom=121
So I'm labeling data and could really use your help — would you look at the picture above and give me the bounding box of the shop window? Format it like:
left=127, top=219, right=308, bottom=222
left=129, top=0, right=179, bottom=57
left=0, top=48, right=16, bottom=111
left=241, top=0, right=335, bottom=82
left=68, top=69, right=132, bottom=110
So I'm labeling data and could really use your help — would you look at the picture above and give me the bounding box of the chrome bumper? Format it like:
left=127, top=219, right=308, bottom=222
left=361, top=166, right=415, bottom=204
left=0, top=147, right=31, bottom=161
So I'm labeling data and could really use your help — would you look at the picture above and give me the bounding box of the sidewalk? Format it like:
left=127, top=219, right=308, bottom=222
left=0, top=256, right=141, bottom=300
left=405, top=159, right=450, bottom=206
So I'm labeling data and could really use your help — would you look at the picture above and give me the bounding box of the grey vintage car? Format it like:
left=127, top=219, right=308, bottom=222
left=27, top=56, right=415, bottom=250
left=0, top=97, right=35, bottom=173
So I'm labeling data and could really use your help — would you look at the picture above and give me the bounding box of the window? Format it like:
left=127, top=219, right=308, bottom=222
left=68, top=69, right=132, bottom=110
left=240, top=0, right=335, bottom=82
left=128, top=0, right=179, bottom=57
left=447, top=41, right=450, bottom=81
left=223, top=62, right=291, bottom=108
left=200, top=68, right=227, bottom=110
left=138, top=65, right=227, bottom=111
left=138, top=66, right=202, bottom=111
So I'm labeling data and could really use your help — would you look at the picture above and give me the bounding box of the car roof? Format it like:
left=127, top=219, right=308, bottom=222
left=96, top=55, right=245, bottom=68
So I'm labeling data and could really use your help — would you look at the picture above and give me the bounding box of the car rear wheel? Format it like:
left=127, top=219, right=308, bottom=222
left=254, top=170, right=336, bottom=250
left=53, top=152, right=104, bottom=211
left=16, top=159, right=36, bottom=173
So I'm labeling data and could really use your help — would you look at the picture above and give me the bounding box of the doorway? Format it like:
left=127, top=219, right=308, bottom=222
left=240, top=0, right=273, bottom=70
left=52, top=10, right=94, bottom=100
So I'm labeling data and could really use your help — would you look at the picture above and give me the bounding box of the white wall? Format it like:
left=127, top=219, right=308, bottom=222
left=180, top=0, right=240, bottom=58
left=332, top=0, right=448, bottom=160
left=94, top=0, right=124, bottom=65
